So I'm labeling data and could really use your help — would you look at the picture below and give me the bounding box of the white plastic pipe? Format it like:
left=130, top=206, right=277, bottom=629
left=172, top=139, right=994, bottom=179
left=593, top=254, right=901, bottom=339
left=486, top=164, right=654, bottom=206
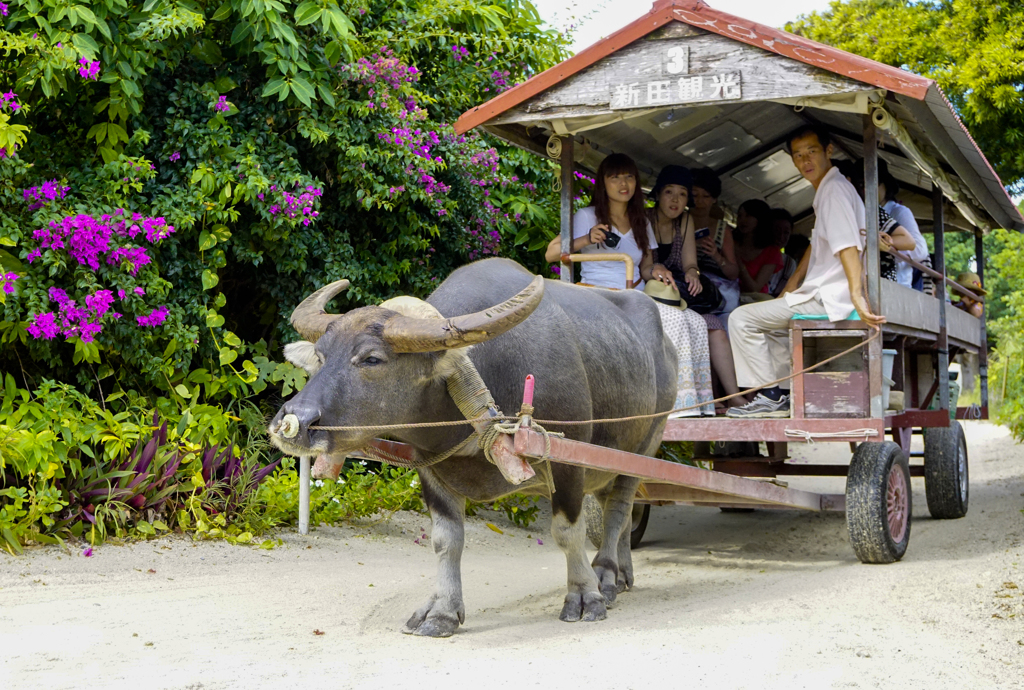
left=298, top=455, right=311, bottom=535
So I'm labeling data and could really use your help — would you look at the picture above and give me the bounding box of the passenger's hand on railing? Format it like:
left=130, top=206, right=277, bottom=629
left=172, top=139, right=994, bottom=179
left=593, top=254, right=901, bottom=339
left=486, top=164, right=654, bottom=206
left=851, top=289, right=886, bottom=327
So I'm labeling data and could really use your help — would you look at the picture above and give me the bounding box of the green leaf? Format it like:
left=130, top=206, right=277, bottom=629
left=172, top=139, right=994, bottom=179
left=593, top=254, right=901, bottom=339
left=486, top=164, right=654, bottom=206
left=261, top=78, right=287, bottom=98
left=108, top=123, right=129, bottom=144
left=214, top=75, right=237, bottom=93
left=199, top=230, right=216, bottom=251
left=75, top=5, right=98, bottom=27
left=71, top=32, right=100, bottom=57
left=290, top=76, right=315, bottom=106
left=136, top=520, right=155, bottom=535
left=163, top=339, right=178, bottom=358
left=202, top=270, right=219, bottom=290
left=324, top=40, right=341, bottom=66
left=174, top=384, right=192, bottom=399
left=191, top=39, right=224, bottom=65
left=317, top=83, right=336, bottom=108
left=219, top=347, right=238, bottom=366
left=294, top=1, right=321, bottom=25
left=206, top=311, right=225, bottom=328
left=223, top=331, right=241, bottom=347
left=211, top=2, right=232, bottom=21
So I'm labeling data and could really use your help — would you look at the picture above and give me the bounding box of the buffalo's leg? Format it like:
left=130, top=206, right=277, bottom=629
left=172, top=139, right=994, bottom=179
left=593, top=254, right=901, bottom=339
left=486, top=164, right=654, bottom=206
left=402, top=468, right=466, bottom=637
left=551, top=465, right=606, bottom=622
left=592, top=474, right=641, bottom=603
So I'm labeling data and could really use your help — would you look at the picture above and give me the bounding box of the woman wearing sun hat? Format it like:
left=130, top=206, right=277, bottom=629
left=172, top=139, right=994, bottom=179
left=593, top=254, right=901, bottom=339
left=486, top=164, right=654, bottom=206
left=644, top=280, right=715, bottom=417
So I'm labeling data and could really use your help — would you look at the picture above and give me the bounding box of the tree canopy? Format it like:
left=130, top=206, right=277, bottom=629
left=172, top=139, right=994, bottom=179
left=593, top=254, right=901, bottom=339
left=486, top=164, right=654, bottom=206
left=788, top=0, right=1024, bottom=195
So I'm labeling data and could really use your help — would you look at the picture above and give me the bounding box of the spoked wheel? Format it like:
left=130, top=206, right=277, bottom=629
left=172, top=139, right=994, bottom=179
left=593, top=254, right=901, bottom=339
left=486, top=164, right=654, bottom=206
left=583, top=495, right=651, bottom=550
left=923, top=421, right=969, bottom=519
left=846, top=441, right=911, bottom=564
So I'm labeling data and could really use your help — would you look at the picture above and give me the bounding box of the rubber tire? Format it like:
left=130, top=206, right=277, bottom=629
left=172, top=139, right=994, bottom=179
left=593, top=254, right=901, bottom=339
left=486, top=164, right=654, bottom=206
left=846, top=441, right=911, bottom=564
left=923, top=421, right=969, bottom=519
left=583, top=495, right=651, bottom=550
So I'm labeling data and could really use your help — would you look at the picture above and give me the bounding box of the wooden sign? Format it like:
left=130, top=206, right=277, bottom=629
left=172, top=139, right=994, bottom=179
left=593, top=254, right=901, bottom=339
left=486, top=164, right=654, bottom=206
left=491, top=24, right=870, bottom=126
left=609, top=44, right=741, bottom=109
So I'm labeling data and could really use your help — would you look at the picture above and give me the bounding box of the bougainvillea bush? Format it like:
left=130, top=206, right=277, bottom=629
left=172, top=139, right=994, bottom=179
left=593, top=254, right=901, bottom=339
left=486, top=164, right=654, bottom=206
left=0, top=0, right=569, bottom=547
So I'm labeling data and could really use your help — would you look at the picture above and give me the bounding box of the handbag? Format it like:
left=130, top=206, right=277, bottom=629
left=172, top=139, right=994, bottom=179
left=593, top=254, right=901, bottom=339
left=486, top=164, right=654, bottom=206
left=672, top=268, right=725, bottom=314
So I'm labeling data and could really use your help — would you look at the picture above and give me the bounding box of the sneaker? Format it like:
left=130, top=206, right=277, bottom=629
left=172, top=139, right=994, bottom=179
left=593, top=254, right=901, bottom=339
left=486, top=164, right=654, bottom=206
left=726, top=393, right=790, bottom=418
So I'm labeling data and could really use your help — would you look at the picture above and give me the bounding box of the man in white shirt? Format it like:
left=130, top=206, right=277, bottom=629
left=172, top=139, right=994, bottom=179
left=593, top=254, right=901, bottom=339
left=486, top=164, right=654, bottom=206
left=878, top=159, right=928, bottom=287
left=727, top=125, right=885, bottom=418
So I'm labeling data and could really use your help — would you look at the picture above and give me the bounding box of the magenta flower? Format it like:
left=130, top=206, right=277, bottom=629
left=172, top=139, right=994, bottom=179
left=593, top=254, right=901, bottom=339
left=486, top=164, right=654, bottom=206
left=133, top=286, right=145, bottom=296
left=77, top=58, right=100, bottom=81
left=82, top=547, right=93, bottom=557
left=0, top=272, right=17, bottom=294
left=137, top=306, right=168, bottom=328
left=117, top=289, right=126, bottom=300
left=107, top=246, right=151, bottom=275
left=213, top=95, right=230, bottom=113
left=0, top=3, right=7, bottom=17
left=27, top=312, right=59, bottom=339
left=169, top=151, right=180, bottom=162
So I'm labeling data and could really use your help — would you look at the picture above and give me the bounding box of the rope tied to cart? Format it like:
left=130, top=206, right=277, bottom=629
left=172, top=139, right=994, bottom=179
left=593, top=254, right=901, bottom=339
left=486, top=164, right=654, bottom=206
left=310, top=327, right=883, bottom=434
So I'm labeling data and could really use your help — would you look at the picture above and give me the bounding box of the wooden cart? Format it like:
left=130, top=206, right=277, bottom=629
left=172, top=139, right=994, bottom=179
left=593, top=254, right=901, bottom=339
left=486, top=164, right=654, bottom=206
left=299, top=0, right=1023, bottom=564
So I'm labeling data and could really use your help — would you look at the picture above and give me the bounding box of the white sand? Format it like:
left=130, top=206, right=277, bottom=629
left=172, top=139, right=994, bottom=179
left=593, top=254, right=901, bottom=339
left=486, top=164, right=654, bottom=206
left=2, top=420, right=1022, bottom=689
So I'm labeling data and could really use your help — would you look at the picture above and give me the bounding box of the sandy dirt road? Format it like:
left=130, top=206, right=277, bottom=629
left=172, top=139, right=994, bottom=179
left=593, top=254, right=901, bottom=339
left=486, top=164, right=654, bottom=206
left=2, top=420, right=1023, bottom=690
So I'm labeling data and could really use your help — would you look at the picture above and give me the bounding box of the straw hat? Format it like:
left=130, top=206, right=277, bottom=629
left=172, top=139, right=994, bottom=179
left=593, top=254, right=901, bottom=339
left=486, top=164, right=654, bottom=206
left=644, top=280, right=687, bottom=310
left=955, top=272, right=987, bottom=300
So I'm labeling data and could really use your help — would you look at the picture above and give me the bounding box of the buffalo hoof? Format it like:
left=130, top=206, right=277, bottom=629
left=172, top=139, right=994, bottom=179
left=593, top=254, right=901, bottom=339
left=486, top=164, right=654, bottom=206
left=402, top=595, right=465, bottom=638
left=616, top=561, right=634, bottom=593
left=559, top=591, right=607, bottom=623
left=592, top=560, right=619, bottom=605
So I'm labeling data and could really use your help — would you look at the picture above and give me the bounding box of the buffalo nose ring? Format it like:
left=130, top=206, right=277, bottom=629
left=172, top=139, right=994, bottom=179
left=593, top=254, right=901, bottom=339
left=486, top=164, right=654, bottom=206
left=280, top=414, right=300, bottom=438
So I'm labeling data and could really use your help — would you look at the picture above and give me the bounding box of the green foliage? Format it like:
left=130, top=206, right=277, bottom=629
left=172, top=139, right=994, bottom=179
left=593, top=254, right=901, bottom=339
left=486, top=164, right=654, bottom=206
left=987, top=226, right=1024, bottom=440
left=466, top=491, right=540, bottom=528
left=0, top=1, right=571, bottom=546
left=788, top=0, right=1024, bottom=194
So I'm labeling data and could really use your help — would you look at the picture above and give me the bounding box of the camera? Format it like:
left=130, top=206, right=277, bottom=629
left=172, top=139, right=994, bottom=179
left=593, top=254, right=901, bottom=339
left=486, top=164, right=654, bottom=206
left=694, top=227, right=710, bottom=240
left=603, top=231, right=621, bottom=248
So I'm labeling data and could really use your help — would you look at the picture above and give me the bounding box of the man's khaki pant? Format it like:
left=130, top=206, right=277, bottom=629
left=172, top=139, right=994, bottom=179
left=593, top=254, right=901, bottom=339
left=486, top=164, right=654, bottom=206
left=728, top=296, right=828, bottom=390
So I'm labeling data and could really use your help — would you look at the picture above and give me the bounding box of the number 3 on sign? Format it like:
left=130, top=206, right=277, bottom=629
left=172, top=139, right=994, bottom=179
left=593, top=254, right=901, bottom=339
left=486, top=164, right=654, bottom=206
left=666, top=46, right=689, bottom=75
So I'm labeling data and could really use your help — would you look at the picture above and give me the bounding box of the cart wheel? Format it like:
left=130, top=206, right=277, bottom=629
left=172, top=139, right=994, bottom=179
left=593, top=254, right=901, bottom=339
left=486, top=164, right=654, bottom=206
left=583, top=495, right=651, bottom=550
left=846, top=441, right=911, bottom=564
left=923, top=421, right=969, bottom=519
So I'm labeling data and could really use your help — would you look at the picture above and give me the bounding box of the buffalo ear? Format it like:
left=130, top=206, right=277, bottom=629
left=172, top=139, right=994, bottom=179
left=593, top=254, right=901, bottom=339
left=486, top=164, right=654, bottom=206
left=284, top=341, right=322, bottom=375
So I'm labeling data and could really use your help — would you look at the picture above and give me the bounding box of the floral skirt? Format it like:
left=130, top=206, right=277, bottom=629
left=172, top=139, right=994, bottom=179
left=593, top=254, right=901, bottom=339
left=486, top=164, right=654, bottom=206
left=654, top=303, right=715, bottom=417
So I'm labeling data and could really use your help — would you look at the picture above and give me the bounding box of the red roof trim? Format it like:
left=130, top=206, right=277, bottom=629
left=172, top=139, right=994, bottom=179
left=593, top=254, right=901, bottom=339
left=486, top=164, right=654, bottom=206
left=454, top=0, right=933, bottom=136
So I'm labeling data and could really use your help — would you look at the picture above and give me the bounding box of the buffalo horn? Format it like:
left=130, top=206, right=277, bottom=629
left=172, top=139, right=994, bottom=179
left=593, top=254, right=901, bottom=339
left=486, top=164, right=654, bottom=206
left=382, top=275, right=545, bottom=353
left=289, top=279, right=350, bottom=341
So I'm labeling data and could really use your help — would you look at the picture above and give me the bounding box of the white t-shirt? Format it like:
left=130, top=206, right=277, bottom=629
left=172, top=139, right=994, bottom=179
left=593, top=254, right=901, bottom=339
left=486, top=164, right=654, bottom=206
left=883, top=200, right=928, bottom=287
left=786, top=166, right=865, bottom=321
left=572, top=206, right=657, bottom=289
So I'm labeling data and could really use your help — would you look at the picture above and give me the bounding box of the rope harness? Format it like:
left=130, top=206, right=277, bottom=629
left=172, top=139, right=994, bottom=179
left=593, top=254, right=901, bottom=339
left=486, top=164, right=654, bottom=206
left=309, top=328, right=886, bottom=473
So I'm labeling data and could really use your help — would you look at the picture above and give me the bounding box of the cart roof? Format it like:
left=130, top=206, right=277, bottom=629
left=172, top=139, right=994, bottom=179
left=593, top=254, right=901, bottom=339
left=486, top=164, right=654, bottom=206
left=455, top=0, right=1024, bottom=234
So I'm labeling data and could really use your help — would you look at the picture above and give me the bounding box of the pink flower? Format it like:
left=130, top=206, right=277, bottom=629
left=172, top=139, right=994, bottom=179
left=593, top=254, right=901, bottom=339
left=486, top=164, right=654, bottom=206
left=169, top=151, right=180, bottom=162
left=77, top=58, right=100, bottom=80
left=0, top=272, right=16, bottom=293
left=213, top=95, right=230, bottom=113
left=118, top=289, right=127, bottom=300
left=133, top=286, right=145, bottom=296
left=27, top=312, right=59, bottom=339
left=137, top=306, right=169, bottom=328
left=82, top=547, right=93, bottom=557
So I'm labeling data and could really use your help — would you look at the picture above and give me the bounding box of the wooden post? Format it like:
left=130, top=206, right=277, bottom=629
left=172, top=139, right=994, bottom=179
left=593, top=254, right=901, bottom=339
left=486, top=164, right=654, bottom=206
left=862, top=116, right=882, bottom=418
left=559, top=136, right=575, bottom=284
left=933, top=185, right=949, bottom=415
left=299, top=454, right=311, bottom=535
left=976, top=231, right=989, bottom=411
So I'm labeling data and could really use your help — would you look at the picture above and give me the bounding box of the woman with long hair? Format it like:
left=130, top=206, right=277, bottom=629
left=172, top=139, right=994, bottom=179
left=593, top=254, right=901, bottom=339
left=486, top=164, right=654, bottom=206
left=545, top=153, right=674, bottom=290
left=646, top=165, right=714, bottom=416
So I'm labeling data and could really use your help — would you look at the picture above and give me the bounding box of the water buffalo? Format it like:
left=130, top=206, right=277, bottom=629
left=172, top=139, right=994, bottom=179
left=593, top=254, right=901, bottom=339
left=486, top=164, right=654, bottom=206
left=269, top=258, right=676, bottom=636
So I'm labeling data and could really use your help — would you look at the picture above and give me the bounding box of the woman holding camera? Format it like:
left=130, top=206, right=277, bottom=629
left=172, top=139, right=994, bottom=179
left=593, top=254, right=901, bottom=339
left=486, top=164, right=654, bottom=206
left=545, top=153, right=674, bottom=289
